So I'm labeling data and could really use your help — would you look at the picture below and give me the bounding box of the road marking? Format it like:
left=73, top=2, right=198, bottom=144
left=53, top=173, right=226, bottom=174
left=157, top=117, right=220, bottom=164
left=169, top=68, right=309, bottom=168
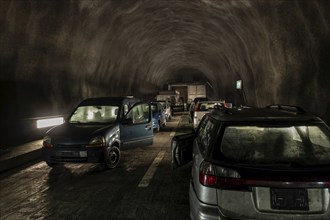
left=170, top=132, right=175, bottom=137
left=138, top=151, right=165, bottom=187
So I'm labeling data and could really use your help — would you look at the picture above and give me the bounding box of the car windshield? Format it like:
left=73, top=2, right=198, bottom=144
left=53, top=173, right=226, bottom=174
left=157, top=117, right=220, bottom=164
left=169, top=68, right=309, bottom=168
left=69, top=105, right=119, bottom=124
left=219, top=124, right=330, bottom=167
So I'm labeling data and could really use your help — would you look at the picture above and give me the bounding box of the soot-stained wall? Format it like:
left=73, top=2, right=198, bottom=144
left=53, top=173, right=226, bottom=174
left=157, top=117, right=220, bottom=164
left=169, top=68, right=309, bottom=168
left=1, top=0, right=329, bottom=124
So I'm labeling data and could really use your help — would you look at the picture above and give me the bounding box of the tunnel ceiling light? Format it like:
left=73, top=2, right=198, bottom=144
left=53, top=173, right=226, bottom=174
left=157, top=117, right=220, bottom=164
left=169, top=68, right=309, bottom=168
left=37, top=117, right=64, bottom=128
left=236, top=80, right=242, bottom=90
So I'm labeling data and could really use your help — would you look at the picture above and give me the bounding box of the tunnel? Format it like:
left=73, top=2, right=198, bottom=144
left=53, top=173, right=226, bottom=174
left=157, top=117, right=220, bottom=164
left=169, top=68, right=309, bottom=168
left=0, top=0, right=329, bottom=145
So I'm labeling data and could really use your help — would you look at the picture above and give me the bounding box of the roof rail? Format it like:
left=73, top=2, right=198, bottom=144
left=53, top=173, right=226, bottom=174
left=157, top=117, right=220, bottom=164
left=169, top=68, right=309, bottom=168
left=266, top=105, right=306, bottom=113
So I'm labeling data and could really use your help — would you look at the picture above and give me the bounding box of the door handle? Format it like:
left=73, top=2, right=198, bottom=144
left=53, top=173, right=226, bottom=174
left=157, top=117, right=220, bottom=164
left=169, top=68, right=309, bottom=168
left=145, top=124, right=152, bottom=130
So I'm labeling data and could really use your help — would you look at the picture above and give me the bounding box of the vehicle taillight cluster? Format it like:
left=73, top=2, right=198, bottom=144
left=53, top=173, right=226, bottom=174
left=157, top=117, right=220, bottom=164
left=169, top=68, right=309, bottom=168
left=195, top=103, right=199, bottom=112
left=199, top=160, right=330, bottom=190
left=199, top=160, right=250, bottom=190
left=199, top=161, right=217, bottom=185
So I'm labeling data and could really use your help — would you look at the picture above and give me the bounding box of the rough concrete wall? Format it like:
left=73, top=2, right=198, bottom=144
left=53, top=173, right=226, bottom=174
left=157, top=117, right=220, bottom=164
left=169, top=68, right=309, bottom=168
left=0, top=0, right=329, bottom=124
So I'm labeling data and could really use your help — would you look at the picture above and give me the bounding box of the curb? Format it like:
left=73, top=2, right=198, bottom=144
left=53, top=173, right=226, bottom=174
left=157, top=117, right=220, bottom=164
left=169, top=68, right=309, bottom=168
left=0, top=149, right=42, bottom=173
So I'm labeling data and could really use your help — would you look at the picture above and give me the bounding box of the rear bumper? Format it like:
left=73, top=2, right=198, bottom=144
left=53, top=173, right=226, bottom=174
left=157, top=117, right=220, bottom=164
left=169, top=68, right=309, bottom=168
left=42, top=146, right=104, bottom=163
left=172, top=105, right=185, bottom=112
left=189, top=182, right=222, bottom=220
left=190, top=182, right=330, bottom=220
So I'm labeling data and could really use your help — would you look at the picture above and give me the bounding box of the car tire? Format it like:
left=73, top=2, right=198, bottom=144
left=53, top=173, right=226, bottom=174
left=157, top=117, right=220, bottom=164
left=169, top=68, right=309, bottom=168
left=103, top=146, right=121, bottom=169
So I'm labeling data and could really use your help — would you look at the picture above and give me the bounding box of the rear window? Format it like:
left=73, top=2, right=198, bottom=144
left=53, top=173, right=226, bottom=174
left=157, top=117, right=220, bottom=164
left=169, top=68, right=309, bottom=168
left=219, top=125, right=330, bottom=167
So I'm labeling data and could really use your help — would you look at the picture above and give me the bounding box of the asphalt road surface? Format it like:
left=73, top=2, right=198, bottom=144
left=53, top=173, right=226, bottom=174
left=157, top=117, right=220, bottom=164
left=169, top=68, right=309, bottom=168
left=0, top=115, right=192, bottom=220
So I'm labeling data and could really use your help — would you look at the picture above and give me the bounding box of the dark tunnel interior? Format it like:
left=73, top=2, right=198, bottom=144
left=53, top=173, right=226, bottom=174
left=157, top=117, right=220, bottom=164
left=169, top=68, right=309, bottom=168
left=0, top=0, right=329, bottom=144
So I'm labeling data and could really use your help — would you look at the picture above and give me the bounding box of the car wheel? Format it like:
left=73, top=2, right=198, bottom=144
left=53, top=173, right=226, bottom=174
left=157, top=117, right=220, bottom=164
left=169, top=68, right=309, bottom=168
left=104, top=146, right=121, bottom=169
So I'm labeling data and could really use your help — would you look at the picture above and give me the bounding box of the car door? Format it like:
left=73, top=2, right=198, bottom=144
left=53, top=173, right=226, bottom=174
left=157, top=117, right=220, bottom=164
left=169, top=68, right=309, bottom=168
left=171, top=132, right=196, bottom=169
left=171, top=115, right=213, bottom=169
left=158, top=103, right=166, bottom=126
left=120, top=102, right=153, bottom=148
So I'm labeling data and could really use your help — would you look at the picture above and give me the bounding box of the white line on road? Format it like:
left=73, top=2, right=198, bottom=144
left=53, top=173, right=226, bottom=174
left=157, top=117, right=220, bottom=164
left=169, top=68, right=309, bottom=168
left=138, top=151, right=165, bottom=187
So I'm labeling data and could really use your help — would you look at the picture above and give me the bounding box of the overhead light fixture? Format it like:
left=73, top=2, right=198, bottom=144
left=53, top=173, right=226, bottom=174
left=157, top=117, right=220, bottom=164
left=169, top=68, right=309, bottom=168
left=37, top=117, right=64, bottom=128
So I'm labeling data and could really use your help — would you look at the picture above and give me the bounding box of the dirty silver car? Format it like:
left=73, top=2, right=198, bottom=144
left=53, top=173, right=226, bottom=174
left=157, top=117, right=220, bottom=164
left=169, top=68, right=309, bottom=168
left=172, top=105, right=330, bottom=220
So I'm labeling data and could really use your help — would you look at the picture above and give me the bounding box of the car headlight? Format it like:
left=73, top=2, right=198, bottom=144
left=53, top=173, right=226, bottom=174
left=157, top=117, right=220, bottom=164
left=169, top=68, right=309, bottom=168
left=43, top=135, right=53, bottom=147
left=86, top=136, right=106, bottom=147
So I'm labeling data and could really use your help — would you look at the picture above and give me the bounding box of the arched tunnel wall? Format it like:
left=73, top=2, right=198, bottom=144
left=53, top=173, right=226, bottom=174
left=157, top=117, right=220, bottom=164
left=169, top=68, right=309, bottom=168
left=1, top=0, right=329, bottom=139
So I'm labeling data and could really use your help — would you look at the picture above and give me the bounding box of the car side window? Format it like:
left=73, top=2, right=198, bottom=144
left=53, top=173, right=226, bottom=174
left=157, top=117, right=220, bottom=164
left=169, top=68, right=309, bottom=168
left=197, top=117, right=217, bottom=156
left=123, top=104, right=129, bottom=116
left=126, top=103, right=149, bottom=124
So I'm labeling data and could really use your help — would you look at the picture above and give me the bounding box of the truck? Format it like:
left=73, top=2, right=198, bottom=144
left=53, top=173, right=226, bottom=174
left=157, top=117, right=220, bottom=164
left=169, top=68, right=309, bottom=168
left=156, top=90, right=180, bottom=104
left=156, top=90, right=184, bottom=114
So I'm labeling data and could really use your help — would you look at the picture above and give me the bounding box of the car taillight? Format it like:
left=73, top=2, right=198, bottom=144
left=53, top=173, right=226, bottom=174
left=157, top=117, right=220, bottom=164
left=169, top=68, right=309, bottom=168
left=199, top=161, right=217, bottom=185
left=195, top=103, right=199, bottom=112
left=199, top=161, right=249, bottom=190
left=194, top=104, right=199, bottom=119
left=199, top=161, right=330, bottom=190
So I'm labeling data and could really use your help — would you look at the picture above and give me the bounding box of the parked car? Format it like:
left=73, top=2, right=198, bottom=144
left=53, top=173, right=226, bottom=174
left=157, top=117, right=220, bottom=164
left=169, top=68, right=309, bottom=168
left=192, top=100, right=225, bottom=129
left=189, top=97, right=209, bottom=120
left=153, top=100, right=172, bottom=120
left=150, top=101, right=166, bottom=132
left=172, top=105, right=330, bottom=220
left=171, top=97, right=186, bottom=114
left=42, top=97, right=153, bottom=169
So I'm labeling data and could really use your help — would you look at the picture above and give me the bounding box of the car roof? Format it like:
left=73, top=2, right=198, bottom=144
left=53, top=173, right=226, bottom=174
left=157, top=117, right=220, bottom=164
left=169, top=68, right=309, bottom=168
left=79, top=97, right=139, bottom=106
left=209, top=106, right=325, bottom=123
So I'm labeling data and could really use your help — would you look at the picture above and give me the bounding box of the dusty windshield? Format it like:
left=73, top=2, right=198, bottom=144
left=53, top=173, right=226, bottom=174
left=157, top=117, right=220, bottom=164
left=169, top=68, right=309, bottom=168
left=220, top=125, right=330, bottom=167
left=69, top=105, right=119, bottom=124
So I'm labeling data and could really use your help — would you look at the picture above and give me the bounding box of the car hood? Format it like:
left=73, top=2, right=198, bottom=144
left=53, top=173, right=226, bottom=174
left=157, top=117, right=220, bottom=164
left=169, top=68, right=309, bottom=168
left=46, top=122, right=118, bottom=145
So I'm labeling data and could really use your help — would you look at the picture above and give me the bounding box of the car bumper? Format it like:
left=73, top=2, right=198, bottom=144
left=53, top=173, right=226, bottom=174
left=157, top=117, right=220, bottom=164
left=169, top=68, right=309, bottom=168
left=190, top=181, right=330, bottom=220
left=189, top=182, right=222, bottom=220
left=172, top=105, right=185, bottom=112
left=42, top=146, right=104, bottom=163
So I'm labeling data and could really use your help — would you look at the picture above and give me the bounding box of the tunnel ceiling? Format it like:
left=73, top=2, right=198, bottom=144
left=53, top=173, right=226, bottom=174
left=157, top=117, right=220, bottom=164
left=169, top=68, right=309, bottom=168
left=0, top=0, right=329, bottom=123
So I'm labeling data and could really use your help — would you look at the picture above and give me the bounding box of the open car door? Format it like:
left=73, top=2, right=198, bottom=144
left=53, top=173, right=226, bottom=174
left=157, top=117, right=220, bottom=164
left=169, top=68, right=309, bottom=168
left=171, top=132, right=196, bottom=169
left=120, top=102, right=153, bottom=148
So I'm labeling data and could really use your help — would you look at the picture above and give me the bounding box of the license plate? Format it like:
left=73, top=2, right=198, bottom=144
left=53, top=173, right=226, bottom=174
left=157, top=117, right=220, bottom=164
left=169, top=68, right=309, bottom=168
left=271, top=188, right=309, bottom=210
left=56, top=151, right=87, bottom=157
